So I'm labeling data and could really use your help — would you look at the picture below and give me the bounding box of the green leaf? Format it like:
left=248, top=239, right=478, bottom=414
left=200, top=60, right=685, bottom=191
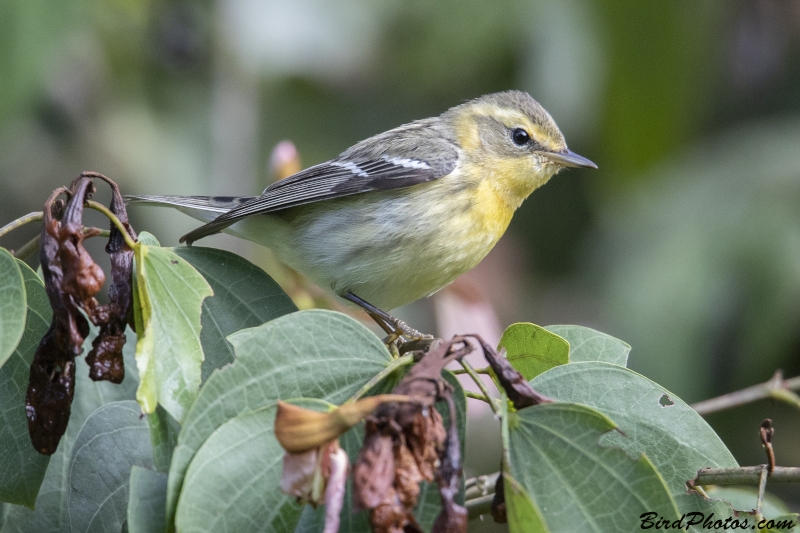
left=164, top=310, right=391, bottom=532
left=498, top=323, right=569, bottom=380
left=530, top=362, right=741, bottom=532
left=136, top=231, right=161, bottom=247
left=505, top=402, right=680, bottom=532
left=133, top=243, right=213, bottom=422
left=127, top=466, right=168, bottom=533
left=0, top=327, right=139, bottom=532
left=175, top=406, right=301, bottom=533
left=171, top=246, right=297, bottom=381
left=0, top=261, right=50, bottom=508
left=147, top=405, right=181, bottom=473
left=0, top=248, right=26, bottom=369
left=544, top=325, right=630, bottom=366
left=530, top=362, right=736, bottom=495
left=703, top=486, right=794, bottom=519
left=67, top=401, right=153, bottom=533
left=763, top=515, right=799, bottom=533
left=503, top=473, right=548, bottom=533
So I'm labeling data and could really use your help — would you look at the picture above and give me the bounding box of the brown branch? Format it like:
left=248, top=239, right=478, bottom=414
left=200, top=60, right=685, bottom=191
left=690, top=370, right=800, bottom=416
left=693, top=466, right=800, bottom=486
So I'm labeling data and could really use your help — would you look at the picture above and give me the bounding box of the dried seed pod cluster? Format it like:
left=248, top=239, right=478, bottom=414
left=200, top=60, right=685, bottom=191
left=26, top=173, right=137, bottom=455
left=274, top=334, right=554, bottom=533
left=352, top=338, right=472, bottom=533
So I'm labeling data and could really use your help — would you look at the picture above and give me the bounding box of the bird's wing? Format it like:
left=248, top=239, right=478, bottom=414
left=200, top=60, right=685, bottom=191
left=180, top=154, right=456, bottom=244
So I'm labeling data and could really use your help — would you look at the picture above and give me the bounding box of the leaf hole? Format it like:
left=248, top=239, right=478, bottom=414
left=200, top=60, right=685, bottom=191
left=659, top=394, right=674, bottom=408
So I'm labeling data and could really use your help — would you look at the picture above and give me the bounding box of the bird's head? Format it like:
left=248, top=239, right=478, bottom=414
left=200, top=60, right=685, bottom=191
left=445, top=90, right=596, bottom=200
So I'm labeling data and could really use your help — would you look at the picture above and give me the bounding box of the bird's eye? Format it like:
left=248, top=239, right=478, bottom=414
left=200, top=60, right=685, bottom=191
left=512, top=128, right=530, bottom=146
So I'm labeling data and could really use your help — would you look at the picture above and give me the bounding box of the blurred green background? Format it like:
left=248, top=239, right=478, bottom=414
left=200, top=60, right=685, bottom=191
left=2, top=0, right=800, bottom=523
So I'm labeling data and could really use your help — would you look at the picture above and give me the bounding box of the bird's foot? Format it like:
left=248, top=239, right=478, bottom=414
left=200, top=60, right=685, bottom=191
left=343, top=292, right=434, bottom=347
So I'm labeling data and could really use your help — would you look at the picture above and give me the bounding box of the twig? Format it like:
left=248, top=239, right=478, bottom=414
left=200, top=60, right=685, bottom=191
left=760, top=419, right=776, bottom=474
left=691, top=370, right=800, bottom=416
left=465, top=472, right=500, bottom=500
left=459, top=359, right=498, bottom=414
left=756, top=465, right=768, bottom=519
left=693, top=466, right=800, bottom=486
left=464, top=391, right=492, bottom=404
left=465, top=494, right=494, bottom=520
left=0, top=212, right=43, bottom=239
left=347, top=354, right=414, bottom=402
left=87, top=228, right=112, bottom=238
left=475, top=464, right=798, bottom=498
left=85, top=200, right=137, bottom=249
left=451, top=367, right=491, bottom=376
left=12, top=235, right=41, bottom=260
left=11, top=228, right=110, bottom=261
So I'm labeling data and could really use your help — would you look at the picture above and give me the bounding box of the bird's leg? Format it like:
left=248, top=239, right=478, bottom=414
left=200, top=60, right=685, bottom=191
left=343, top=292, right=433, bottom=342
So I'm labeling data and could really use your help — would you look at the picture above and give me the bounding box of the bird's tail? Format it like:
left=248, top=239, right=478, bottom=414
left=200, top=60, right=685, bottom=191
left=124, top=194, right=257, bottom=235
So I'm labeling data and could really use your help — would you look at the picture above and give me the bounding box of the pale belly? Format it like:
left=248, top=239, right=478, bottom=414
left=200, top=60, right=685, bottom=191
left=229, top=179, right=512, bottom=310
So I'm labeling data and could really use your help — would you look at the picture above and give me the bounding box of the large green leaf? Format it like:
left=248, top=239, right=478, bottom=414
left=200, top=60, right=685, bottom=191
left=179, top=372, right=466, bottom=533
left=1, top=332, right=139, bottom=533
left=127, top=466, right=168, bottom=533
left=0, top=261, right=50, bottom=508
left=704, top=487, right=795, bottom=519
left=498, top=323, right=569, bottom=380
left=147, top=405, right=180, bottom=473
left=172, top=246, right=297, bottom=381
left=165, top=310, right=391, bottom=532
left=530, top=362, right=739, bottom=531
left=133, top=240, right=213, bottom=422
left=175, top=405, right=301, bottom=533
left=0, top=248, right=26, bottom=369
left=530, top=362, right=736, bottom=494
left=505, top=402, right=680, bottom=532
left=503, top=473, right=547, bottom=533
left=67, top=401, right=153, bottom=533
left=544, top=325, right=630, bottom=366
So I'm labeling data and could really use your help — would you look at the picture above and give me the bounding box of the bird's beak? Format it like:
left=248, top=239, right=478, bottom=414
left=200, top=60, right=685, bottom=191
left=538, top=149, right=598, bottom=169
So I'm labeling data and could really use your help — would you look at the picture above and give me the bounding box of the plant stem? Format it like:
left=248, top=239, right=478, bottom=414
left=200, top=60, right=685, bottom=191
left=464, top=391, right=491, bottom=404
left=465, top=472, right=500, bottom=500
left=755, top=465, right=768, bottom=520
left=0, top=212, right=43, bottom=240
left=348, top=354, right=414, bottom=402
left=11, top=228, right=109, bottom=261
left=465, top=494, right=494, bottom=520
left=88, top=228, right=112, bottom=238
left=12, top=235, right=41, bottom=260
left=453, top=367, right=491, bottom=375
left=691, top=371, right=800, bottom=416
left=459, top=359, right=498, bottom=414
left=693, top=466, right=800, bottom=486
left=85, top=200, right=137, bottom=249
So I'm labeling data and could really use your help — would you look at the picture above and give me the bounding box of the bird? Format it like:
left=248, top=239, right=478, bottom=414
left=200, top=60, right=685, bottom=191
left=126, top=90, right=596, bottom=339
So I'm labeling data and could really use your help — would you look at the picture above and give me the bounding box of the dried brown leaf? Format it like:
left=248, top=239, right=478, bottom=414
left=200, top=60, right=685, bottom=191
left=473, top=334, right=553, bottom=409
left=322, top=445, right=349, bottom=533
left=354, top=428, right=396, bottom=511
left=355, top=337, right=469, bottom=533
left=26, top=181, right=98, bottom=454
left=80, top=172, right=137, bottom=383
left=26, top=174, right=137, bottom=454
left=275, top=395, right=409, bottom=453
